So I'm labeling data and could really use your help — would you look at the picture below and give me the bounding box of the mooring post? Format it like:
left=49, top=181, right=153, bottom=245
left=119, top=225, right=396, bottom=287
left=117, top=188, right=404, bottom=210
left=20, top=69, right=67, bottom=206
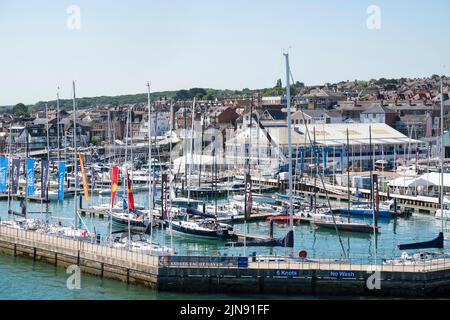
left=270, top=219, right=274, bottom=239
left=33, top=248, right=36, bottom=261
left=54, top=252, right=57, bottom=267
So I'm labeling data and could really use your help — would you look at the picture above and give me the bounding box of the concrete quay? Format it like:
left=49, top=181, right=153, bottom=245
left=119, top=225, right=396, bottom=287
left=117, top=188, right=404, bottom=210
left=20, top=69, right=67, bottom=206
left=1, top=225, right=450, bottom=298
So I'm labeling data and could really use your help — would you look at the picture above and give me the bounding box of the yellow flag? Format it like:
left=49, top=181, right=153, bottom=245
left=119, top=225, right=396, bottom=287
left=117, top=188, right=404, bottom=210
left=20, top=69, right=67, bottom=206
left=78, top=152, right=89, bottom=203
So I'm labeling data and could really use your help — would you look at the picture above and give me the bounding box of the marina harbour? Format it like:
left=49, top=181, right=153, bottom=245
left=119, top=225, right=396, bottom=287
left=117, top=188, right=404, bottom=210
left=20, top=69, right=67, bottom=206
left=1, top=2, right=450, bottom=302
left=1, top=190, right=449, bottom=262
left=1, top=188, right=450, bottom=299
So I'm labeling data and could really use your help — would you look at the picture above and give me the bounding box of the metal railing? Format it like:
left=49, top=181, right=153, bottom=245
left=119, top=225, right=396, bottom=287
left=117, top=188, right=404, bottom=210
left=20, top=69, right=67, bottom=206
left=1, top=224, right=450, bottom=275
left=0, top=225, right=159, bottom=270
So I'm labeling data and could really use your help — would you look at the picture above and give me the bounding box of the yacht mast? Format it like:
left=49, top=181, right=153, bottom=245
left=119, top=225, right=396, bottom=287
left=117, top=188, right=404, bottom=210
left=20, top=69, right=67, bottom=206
left=45, top=103, right=50, bottom=200
left=284, top=52, right=294, bottom=257
left=72, top=80, right=78, bottom=227
left=147, top=82, right=154, bottom=243
left=440, top=77, right=445, bottom=233
left=57, top=87, right=61, bottom=163
left=7, top=124, right=12, bottom=216
left=188, top=98, right=196, bottom=204
left=169, top=100, right=174, bottom=251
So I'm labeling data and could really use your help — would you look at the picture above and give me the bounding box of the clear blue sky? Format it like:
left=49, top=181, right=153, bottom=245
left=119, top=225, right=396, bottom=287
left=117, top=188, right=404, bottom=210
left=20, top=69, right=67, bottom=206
left=1, top=0, right=449, bottom=105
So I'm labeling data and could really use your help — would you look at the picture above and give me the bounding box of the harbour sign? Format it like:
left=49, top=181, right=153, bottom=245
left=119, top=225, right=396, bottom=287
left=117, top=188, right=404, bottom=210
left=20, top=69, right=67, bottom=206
left=275, top=270, right=300, bottom=277
left=329, top=271, right=356, bottom=279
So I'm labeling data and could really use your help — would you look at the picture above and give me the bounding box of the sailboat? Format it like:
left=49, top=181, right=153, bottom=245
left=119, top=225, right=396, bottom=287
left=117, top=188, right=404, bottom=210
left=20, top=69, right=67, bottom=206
left=385, top=77, right=447, bottom=264
left=435, top=79, right=449, bottom=220
left=45, top=81, right=94, bottom=240
left=313, top=215, right=380, bottom=233
left=315, top=127, right=380, bottom=234
left=226, top=230, right=293, bottom=248
left=112, top=83, right=172, bottom=254
left=164, top=99, right=236, bottom=240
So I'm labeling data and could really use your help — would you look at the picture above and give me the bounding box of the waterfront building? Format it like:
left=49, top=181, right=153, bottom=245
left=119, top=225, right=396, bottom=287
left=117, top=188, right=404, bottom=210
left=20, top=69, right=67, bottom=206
left=225, top=122, right=422, bottom=173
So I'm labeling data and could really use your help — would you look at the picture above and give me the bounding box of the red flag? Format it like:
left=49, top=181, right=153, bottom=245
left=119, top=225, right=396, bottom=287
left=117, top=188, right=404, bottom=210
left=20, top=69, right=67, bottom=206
left=111, top=166, right=119, bottom=207
left=127, top=171, right=135, bottom=211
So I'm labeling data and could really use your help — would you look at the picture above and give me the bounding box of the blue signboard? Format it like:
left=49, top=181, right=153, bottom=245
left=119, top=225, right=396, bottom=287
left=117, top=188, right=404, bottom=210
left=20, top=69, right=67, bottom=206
left=275, top=270, right=300, bottom=277
left=0, top=157, right=7, bottom=193
left=237, top=257, right=249, bottom=269
left=58, top=161, right=66, bottom=201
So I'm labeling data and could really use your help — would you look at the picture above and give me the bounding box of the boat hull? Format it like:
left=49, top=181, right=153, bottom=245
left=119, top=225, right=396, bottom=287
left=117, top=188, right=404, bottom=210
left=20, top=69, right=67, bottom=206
left=167, top=221, right=237, bottom=240
left=314, top=221, right=379, bottom=233
left=335, top=208, right=393, bottom=218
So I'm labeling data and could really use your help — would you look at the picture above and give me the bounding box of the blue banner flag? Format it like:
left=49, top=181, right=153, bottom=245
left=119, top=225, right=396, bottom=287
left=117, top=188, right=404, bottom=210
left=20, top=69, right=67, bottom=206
left=41, top=160, right=49, bottom=199
left=0, top=157, right=8, bottom=193
left=58, top=161, right=66, bottom=201
left=27, top=159, right=35, bottom=196
left=11, top=159, right=20, bottom=194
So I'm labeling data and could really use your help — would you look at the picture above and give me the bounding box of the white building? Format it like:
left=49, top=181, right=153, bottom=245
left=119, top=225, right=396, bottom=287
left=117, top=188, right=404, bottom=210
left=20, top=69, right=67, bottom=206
left=136, top=111, right=170, bottom=139
left=225, top=123, right=422, bottom=172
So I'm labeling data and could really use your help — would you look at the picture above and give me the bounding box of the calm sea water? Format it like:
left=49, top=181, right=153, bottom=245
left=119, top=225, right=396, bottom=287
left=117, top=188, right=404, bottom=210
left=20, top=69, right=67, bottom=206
left=1, top=190, right=449, bottom=300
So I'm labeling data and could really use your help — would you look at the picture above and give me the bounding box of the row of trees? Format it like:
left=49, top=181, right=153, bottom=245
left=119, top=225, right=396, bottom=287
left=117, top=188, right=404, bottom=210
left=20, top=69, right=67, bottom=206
left=4, top=75, right=445, bottom=114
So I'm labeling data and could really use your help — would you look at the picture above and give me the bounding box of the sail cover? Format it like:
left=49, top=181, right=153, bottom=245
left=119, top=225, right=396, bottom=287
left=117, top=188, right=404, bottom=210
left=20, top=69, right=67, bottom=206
left=244, top=174, right=252, bottom=220
left=161, top=174, right=168, bottom=220
left=398, top=232, right=444, bottom=250
left=186, top=207, right=215, bottom=219
left=226, top=230, right=294, bottom=248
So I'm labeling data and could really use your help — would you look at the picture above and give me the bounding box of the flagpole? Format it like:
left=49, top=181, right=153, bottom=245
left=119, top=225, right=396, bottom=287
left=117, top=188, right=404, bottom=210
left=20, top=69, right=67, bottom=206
left=147, top=82, right=154, bottom=244
left=440, top=77, right=445, bottom=234
left=7, top=124, right=12, bottom=217
left=73, top=80, right=78, bottom=228
left=57, top=86, right=61, bottom=163
left=284, top=52, right=294, bottom=258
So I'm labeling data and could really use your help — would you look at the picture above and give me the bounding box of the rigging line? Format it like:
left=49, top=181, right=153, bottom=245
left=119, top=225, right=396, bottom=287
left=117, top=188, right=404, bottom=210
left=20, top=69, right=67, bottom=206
left=289, top=69, right=347, bottom=259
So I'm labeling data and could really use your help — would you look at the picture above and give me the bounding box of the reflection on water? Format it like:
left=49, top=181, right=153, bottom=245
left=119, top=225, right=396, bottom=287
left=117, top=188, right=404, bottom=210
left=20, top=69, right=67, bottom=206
left=0, top=191, right=448, bottom=299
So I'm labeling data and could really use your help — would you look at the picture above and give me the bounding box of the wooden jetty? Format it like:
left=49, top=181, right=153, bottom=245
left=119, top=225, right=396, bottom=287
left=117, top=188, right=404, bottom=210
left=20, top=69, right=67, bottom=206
left=0, top=194, right=50, bottom=203
left=234, top=232, right=271, bottom=241
left=217, top=212, right=280, bottom=224
left=240, top=174, right=443, bottom=216
left=77, top=208, right=110, bottom=219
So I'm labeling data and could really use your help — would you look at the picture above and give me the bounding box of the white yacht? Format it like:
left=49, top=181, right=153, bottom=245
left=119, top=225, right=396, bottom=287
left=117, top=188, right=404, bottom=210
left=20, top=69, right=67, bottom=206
left=112, top=233, right=174, bottom=255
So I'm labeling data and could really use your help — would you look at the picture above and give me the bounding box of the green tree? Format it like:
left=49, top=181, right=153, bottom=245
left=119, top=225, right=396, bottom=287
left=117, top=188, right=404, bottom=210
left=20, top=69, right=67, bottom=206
left=91, top=135, right=102, bottom=146
left=275, top=79, right=282, bottom=88
left=12, top=103, right=29, bottom=117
